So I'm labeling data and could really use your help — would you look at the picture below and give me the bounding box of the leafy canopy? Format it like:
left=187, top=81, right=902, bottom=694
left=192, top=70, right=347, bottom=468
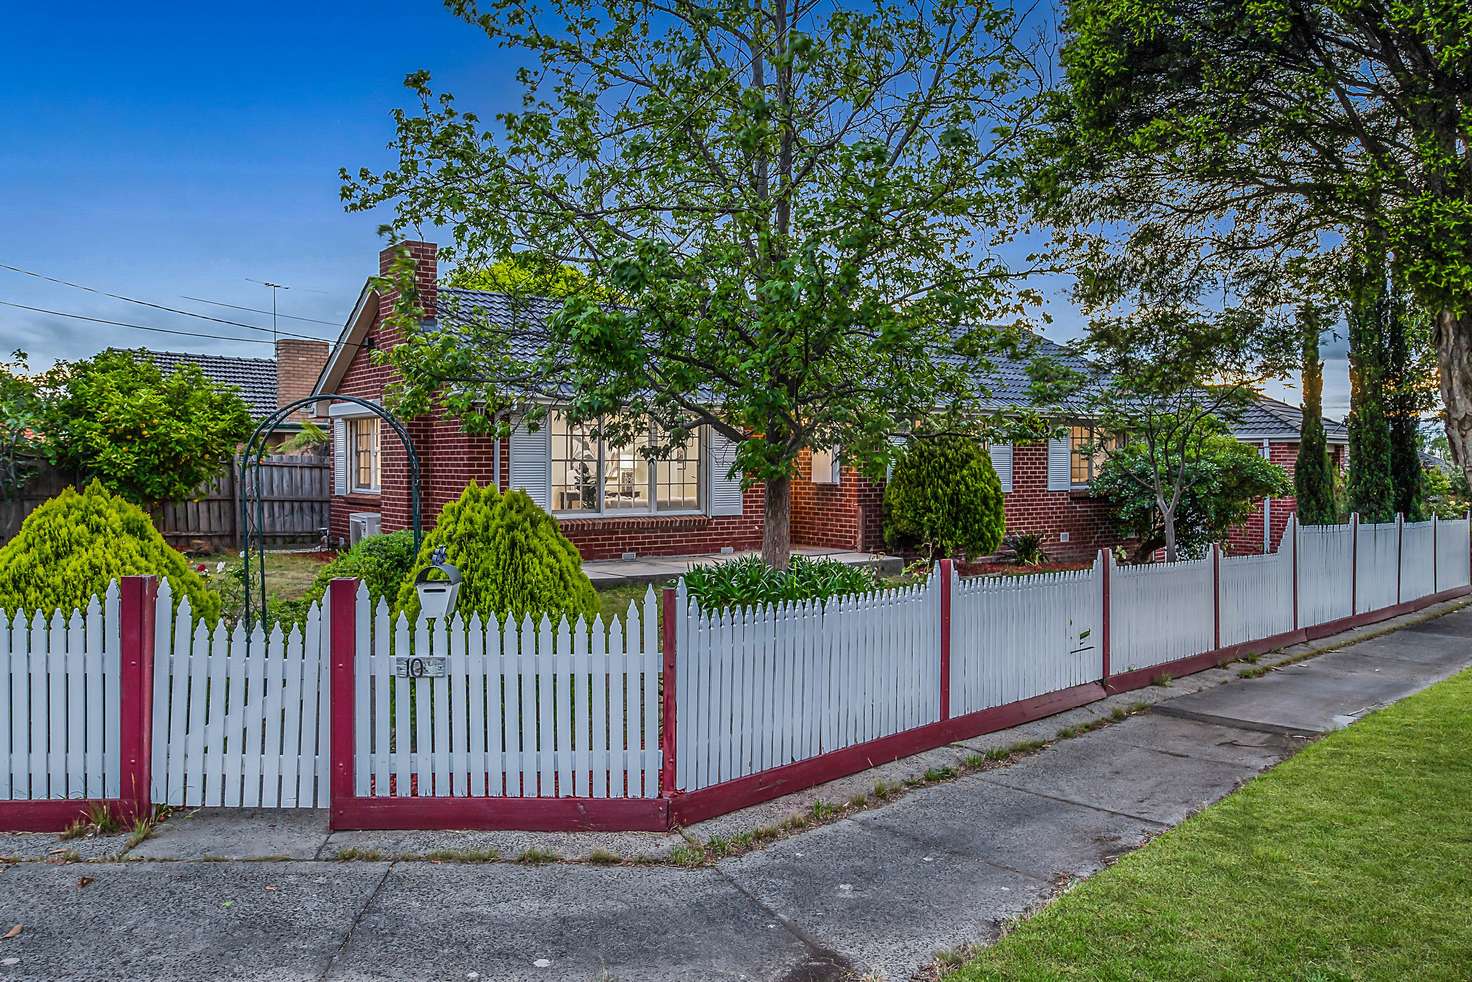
left=1295, top=304, right=1338, bottom=526
left=0, top=480, right=223, bottom=619
left=1093, top=433, right=1291, bottom=561
left=0, top=350, right=42, bottom=500
left=39, top=349, right=253, bottom=506
left=343, top=0, right=1047, bottom=565
left=884, top=435, right=1006, bottom=561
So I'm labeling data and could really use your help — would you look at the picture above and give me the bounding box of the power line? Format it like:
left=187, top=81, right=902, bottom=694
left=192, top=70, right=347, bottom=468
left=0, top=299, right=278, bottom=347
left=179, top=295, right=339, bottom=326
left=0, top=262, right=341, bottom=346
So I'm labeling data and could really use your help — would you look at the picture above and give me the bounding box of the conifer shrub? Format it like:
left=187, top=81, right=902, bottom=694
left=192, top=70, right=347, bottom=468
left=0, top=480, right=222, bottom=619
left=884, top=435, right=1006, bottom=561
left=394, top=482, right=599, bottom=624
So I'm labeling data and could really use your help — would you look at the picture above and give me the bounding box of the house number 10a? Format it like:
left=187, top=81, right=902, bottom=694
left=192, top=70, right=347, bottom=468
left=394, top=656, right=447, bottom=678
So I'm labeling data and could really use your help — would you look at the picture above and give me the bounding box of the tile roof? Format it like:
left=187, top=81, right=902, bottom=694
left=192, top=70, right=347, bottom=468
left=110, top=348, right=279, bottom=419
left=432, top=288, right=1346, bottom=441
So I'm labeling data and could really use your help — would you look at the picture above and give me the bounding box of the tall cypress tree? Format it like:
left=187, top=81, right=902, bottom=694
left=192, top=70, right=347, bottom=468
left=1346, top=245, right=1396, bottom=523
left=1385, top=279, right=1431, bottom=520
left=1295, top=304, right=1337, bottom=524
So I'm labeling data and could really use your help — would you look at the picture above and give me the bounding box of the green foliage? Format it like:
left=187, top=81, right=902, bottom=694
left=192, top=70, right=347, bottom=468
left=304, top=529, right=418, bottom=609
left=1346, top=249, right=1396, bottom=523
left=1093, top=434, right=1291, bottom=561
left=683, top=555, right=880, bottom=611
left=0, top=351, right=42, bottom=500
left=39, top=349, right=253, bottom=505
left=0, top=480, right=222, bottom=619
left=884, top=436, right=1006, bottom=562
left=277, top=418, right=329, bottom=454
left=1421, top=466, right=1471, bottom=521
left=344, top=0, right=1046, bottom=565
left=1005, top=532, right=1050, bottom=567
left=1295, top=305, right=1338, bottom=525
left=395, top=482, right=598, bottom=624
left=446, top=255, right=612, bottom=301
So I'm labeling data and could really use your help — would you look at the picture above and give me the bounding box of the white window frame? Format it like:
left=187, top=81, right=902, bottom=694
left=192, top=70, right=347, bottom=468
left=549, top=412, right=705, bottom=518
left=350, top=417, right=381, bottom=494
left=1069, top=424, right=1116, bottom=489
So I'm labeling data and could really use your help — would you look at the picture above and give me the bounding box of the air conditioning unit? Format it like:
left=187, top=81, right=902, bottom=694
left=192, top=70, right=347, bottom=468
left=349, top=512, right=382, bottom=546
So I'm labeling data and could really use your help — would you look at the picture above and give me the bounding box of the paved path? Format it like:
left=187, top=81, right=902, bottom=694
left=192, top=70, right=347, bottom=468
left=2, top=602, right=1469, bottom=982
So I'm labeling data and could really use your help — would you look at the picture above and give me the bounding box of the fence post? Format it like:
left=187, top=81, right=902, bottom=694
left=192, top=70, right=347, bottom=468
left=938, top=559, right=953, bottom=721
left=1395, top=513, right=1404, bottom=604
left=659, top=586, right=679, bottom=798
left=328, top=578, right=358, bottom=818
left=1432, top=514, right=1439, bottom=593
left=1211, top=543, right=1221, bottom=651
left=1289, top=514, right=1300, bottom=630
left=117, top=575, right=158, bottom=821
left=1350, top=512, right=1360, bottom=615
left=1099, top=549, right=1112, bottom=683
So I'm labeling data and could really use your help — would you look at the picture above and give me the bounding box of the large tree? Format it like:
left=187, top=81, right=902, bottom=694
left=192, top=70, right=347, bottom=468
left=1346, top=244, right=1396, bottom=522
left=1295, top=304, right=1338, bottom=525
left=1078, top=305, right=1297, bottom=561
left=1034, top=0, right=1472, bottom=478
left=343, top=0, right=1043, bottom=567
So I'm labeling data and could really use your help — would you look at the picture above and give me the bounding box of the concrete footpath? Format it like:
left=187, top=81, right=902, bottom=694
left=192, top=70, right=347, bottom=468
left=2, top=600, right=1469, bottom=982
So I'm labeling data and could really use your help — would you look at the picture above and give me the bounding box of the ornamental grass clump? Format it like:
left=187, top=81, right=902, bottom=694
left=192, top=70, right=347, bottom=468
left=683, top=554, right=879, bottom=610
left=394, top=482, right=599, bottom=624
left=0, top=480, right=222, bottom=619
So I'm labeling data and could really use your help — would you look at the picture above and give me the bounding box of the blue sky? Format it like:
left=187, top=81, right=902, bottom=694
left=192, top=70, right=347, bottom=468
left=0, top=1, right=1348, bottom=416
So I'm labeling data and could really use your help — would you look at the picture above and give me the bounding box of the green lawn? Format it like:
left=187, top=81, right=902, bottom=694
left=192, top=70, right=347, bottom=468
left=949, top=667, right=1472, bottom=981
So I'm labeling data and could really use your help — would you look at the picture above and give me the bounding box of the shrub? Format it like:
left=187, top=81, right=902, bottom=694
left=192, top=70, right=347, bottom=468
left=1005, top=532, right=1049, bottom=567
left=684, top=554, right=879, bottom=610
left=302, top=529, right=417, bottom=608
left=884, top=435, right=1006, bottom=561
left=394, top=483, right=599, bottom=623
left=0, top=480, right=222, bottom=619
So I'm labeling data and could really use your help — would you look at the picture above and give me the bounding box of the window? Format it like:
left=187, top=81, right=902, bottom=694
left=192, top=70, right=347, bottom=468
left=1070, top=425, right=1118, bottom=486
left=550, top=412, right=702, bottom=515
left=351, top=418, right=381, bottom=492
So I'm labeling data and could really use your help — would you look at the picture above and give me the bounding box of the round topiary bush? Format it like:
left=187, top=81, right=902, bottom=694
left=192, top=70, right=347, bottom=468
left=884, top=435, right=1006, bottom=561
left=395, top=482, right=600, bottom=624
left=0, top=480, right=223, bottom=619
left=301, top=529, right=418, bottom=609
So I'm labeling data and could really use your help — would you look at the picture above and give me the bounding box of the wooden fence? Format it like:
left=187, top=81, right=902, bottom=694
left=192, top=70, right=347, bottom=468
left=0, top=453, right=329, bottom=553
left=3, top=512, right=1470, bottom=832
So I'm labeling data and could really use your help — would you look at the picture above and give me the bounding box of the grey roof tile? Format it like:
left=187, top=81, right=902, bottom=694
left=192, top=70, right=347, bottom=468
left=110, top=347, right=279, bottom=419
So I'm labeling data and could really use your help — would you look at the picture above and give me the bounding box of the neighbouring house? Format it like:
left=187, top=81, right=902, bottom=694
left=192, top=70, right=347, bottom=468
left=311, top=241, right=1347, bottom=560
left=120, top=338, right=331, bottom=446
left=1225, top=397, right=1349, bottom=554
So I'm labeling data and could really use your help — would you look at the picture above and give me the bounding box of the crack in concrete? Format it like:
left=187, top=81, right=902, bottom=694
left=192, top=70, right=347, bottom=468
left=971, top=776, right=1175, bottom=829
left=317, top=860, right=396, bottom=982
left=708, top=861, right=856, bottom=981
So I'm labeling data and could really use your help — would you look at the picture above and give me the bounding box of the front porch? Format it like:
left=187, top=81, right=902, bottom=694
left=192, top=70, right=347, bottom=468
left=582, top=545, right=905, bottom=587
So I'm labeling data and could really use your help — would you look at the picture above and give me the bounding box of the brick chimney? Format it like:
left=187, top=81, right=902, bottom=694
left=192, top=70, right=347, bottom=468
left=275, top=338, right=330, bottom=420
left=378, top=240, right=438, bottom=320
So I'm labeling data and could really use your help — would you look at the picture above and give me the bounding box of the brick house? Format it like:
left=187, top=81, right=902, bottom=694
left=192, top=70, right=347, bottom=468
left=123, top=339, right=331, bottom=446
left=1224, top=398, right=1349, bottom=554
left=311, top=242, right=1344, bottom=560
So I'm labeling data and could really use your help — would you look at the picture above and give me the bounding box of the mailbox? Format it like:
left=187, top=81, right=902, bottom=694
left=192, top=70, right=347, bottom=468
left=414, top=545, right=462, bottom=621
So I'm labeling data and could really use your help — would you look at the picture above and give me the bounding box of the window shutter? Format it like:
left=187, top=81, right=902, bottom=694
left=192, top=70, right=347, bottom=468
left=509, top=420, right=551, bottom=510
left=332, top=419, right=348, bottom=496
left=1047, top=436, right=1072, bottom=491
left=707, top=428, right=744, bottom=516
left=988, top=443, right=1013, bottom=494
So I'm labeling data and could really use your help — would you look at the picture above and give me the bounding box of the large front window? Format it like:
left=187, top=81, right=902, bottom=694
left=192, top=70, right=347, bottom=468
left=351, top=418, right=381, bottom=492
left=551, top=412, right=702, bottom=515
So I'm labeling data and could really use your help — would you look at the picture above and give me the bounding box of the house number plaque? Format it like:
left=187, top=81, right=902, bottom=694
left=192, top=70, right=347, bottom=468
left=394, top=656, right=447, bottom=678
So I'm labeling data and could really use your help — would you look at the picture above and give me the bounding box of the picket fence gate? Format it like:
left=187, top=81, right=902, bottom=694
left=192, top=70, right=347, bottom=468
left=3, top=512, right=1469, bottom=832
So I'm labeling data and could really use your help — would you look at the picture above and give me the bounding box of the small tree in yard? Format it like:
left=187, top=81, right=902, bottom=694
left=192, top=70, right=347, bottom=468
left=39, top=350, right=253, bottom=506
left=1080, top=305, right=1298, bottom=561
left=0, top=350, right=43, bottom=507
left=884, top=436, right=1006, bottom=562
left=1295, top=304, right=1338, bottom=525
left=1094, top=432, right=1291, bottom=561
left=343, top=0, right=1047, bottom=568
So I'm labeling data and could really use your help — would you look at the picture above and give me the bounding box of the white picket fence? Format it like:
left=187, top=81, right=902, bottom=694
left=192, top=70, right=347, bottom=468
left=1355, top=521, right=1400, bottom=613
left=950, top=565, right=1101, bottom=715
left=353, top=583, right=662, bottom=799
left=674, top=578, right=939, bottom=793
left=1298, top=524, right=1355, bottom=627
left=150, top=580, right=330, bottom=808
left=1219, top=543, right=1296, bottom=647
left=1437, top=518, right=1470, bottom=590
left=1400, top=521, right=1435, bottom=602
left=1, top=583, right=121, bottom=801
left=1109, top=554, right=1215, bottom=673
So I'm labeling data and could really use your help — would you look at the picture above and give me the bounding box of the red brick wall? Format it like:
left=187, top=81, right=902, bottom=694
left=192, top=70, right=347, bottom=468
left=274, top=339, right=330, bottom=420
left=1000, top=442, right=1119, bottom=562
left=1227, top=440, right=1348, bottom=554
left=560, top=484, right=766, bottom=560
left=789, top=449, right=886, bottom=552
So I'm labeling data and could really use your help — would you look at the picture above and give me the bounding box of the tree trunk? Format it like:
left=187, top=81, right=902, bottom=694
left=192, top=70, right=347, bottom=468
left=1435, top=309, right=1472, bottom=488
left=763, top=473, right=793, bottom=569
left=1162, top=506, right=1177, bottom=563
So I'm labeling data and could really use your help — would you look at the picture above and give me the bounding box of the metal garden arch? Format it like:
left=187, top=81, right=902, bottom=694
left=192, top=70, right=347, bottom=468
left=238, top=394, right=423, bottom=629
